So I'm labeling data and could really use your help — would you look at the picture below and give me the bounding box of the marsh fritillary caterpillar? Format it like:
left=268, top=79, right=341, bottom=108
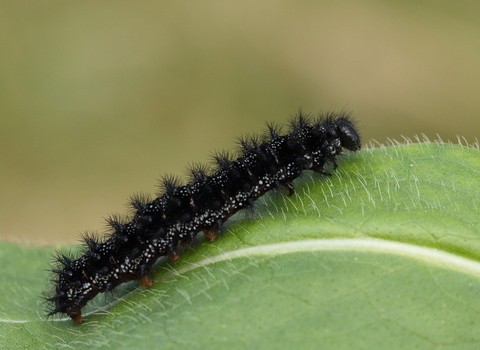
left=46, top=111, right=361, bottom=323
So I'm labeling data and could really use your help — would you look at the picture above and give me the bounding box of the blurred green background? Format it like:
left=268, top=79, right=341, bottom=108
left=1, top=1, right=479, bottom=245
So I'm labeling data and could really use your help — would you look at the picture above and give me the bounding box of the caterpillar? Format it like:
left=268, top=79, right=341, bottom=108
left=46, top=111, right=361, bottom=323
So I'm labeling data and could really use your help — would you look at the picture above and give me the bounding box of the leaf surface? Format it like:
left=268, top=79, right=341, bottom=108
left=2, top=143, right=480, bottom=350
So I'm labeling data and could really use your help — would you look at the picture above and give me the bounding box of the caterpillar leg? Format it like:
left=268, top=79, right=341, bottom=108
left=314, top=167, right=331, bottom=176
left=168, top=251, right=179, bottom=262
left=284, top=183, right=295, bottom=196
left=204, top=229, right=218, bottom=242
left=71, top=312, right=83, bottom=324
left=138, top=276, right=153, bottom=288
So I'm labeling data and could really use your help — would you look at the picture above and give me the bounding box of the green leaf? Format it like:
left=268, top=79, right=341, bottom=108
left=2, top=143, right=480, bottom=350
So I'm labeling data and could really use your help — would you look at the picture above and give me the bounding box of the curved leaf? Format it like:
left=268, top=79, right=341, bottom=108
left=2, top=142, right=480, bottom=349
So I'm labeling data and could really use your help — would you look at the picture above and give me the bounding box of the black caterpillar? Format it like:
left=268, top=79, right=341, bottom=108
left=46, top=111, right=361, bottom=323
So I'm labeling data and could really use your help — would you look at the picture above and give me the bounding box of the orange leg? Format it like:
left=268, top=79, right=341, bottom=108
left=138, top=276, right=153, bottom=288
left=72, top=312, right=83, bottom=324
left=203, top=230, right=218, bottom=242
left=168, top=251, right=179, bottom=262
